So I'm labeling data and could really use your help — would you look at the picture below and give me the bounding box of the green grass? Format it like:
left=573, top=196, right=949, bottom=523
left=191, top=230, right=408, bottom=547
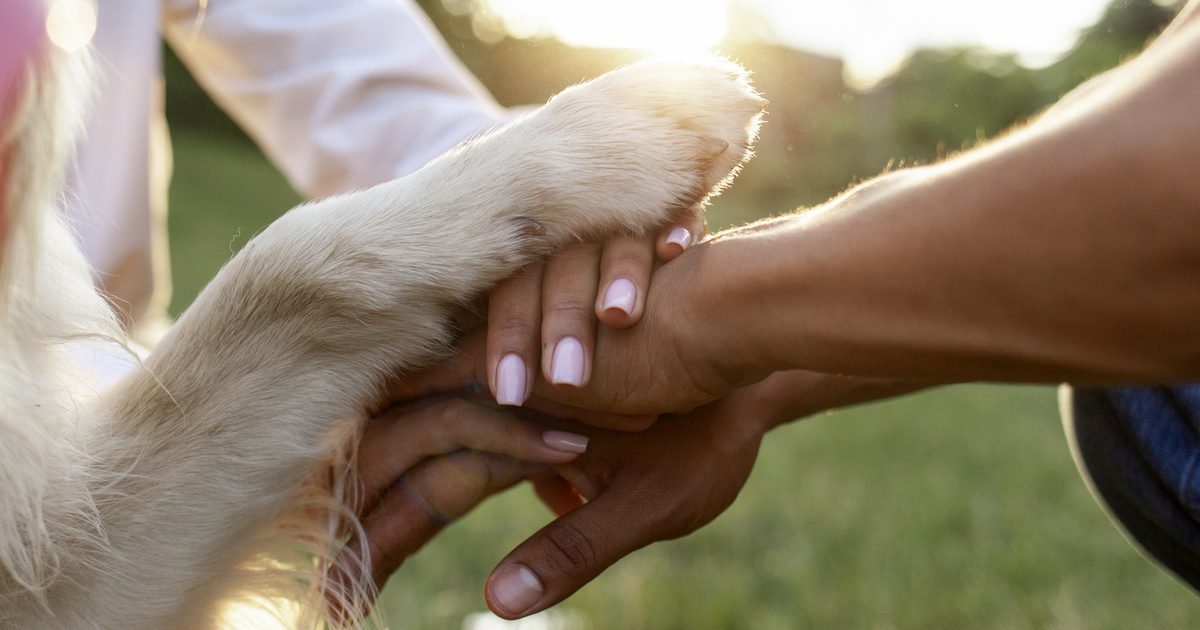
left=166, top=130, right=301, bottom=318
left=167, top=129, right=1200, bottom=629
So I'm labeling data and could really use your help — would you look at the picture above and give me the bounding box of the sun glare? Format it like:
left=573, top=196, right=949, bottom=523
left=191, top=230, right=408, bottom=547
left=476, top=0, right=1119, bottom=87
left=45, top=0, right=96, bottom=52
left=483, top=0, right=729, bottom=53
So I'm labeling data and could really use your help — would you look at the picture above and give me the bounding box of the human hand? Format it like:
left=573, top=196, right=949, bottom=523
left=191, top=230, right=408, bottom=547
left=325, top=396, right=591, bottom=614
left=362, top=370, right=923, bottom=619
left=394, top=236, right=763, bottom=427
left=481, top=377, right=777, bottom=619
left=482, top=370, right=927, bottom=619
left=484, top=207, right=706, bottom=406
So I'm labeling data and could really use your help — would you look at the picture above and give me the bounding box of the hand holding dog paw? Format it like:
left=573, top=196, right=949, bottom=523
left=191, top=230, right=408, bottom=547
left=326, top=397, right=590, bottom=615
left=485, top=204, right=706, bottom=406
left=484, top=369, right=927, bottom=619
left=361, top=370, right=923, bottom=620
left=482, top=383, right=775, bottom=620
left=393, top=236, right=761, bottom=426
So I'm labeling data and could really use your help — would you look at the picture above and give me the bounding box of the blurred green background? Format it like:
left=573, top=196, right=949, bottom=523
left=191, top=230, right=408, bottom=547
left=162, top=0, right=1200, bottom=627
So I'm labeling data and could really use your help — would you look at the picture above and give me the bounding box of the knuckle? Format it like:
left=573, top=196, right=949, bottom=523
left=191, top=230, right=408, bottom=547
left=539, top=520, right=601, bottom=577
left=418, top=402, right=465, bottom=454
left=492, top=312, right=536, bottom=339
left=545, top=299, right=595, bottom=325
left=552, top=242, right=603, bottom=263
left=443, top=452, right=493, bottom=496
left=503, top=419, right=537, bottom=446
left=603, top=252, right=651, bottom=277
left=435, top=399, right=471, bottom=428
left=480, top=454, right=525, bottom=489
left=490, top=284, right=539, bottom=316
left=638, top=489, right=693, bottom=538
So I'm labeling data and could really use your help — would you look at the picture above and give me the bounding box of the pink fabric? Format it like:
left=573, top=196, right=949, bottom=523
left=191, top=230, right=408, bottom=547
left=0, top=0, right=46, bottom=125
left=1, top=0, right=45, bottom=243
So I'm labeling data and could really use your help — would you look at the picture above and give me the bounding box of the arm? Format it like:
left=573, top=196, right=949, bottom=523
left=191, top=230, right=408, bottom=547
left=394, top=12, right=1200, bottom=424
left=30, top=57, right=759, bottom=627
left=541, top=12, right=1200, bottom=417
left=700, top=20, right=1200, bottom=384
left=161, top=0, right=506, bottom=196
left=482, top=370, right=923, bottom=619
left=162, top=0, right=738, bottom=405
left=328, top=398, right=589, bottom=618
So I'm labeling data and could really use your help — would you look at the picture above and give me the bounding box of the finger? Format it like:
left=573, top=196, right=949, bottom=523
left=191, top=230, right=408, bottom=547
left=358, top=399, right=588, bottom=503
left=540, top=242, right=601, bottom=388
left=386, top=329, right=658, bottom=431
left=520, top=396, right=658, bottom=433
left=487, top=263, right=543, bottom=407
left=594, top=234, right=654, bottom=329
left=484, top=486, right=660, bottom=620
left=382, top=332, right=488, bottom=403
left=365, top=452, right=537, bottom=584
left=331, top=452, right=537, bottom=615
left=530, top=473, right=585, bottom=517
left=655, top=205, right=707, bottom=261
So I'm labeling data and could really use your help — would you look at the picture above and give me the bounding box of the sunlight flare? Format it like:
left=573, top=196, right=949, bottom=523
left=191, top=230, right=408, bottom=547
left=480, top=0, right=729, bottom=53
left=45, top=0, right=96, bottom=52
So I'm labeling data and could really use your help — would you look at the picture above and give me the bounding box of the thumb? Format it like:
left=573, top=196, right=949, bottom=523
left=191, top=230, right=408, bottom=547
left=484, top=487, right=659, bottom=619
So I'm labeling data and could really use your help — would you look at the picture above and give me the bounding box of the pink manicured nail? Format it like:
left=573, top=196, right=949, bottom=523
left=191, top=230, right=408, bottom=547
left=542, top=430, right=589, bottom=454
left=601, top=277, right=637, bottom=315
left=550, top=336, right=585, bottom=387
left=495, top=354, right=526, bottom=406
left=489, top=563, right=544, bottom=617
left=665, top=227, right=692, bottom=252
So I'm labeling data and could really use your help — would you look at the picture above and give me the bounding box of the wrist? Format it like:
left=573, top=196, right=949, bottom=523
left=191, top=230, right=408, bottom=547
left=673, top=236, right=774, bottom=395
left=701, top=167, right=935, bottom=380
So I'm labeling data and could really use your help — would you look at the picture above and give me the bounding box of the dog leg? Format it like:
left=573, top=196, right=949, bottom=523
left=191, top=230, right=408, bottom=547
left=37, top=57, right=764, bottom=629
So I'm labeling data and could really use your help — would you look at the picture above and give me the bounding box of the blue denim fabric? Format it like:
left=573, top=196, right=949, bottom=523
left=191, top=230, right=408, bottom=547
left=1107, top=385, right=1200, bottom=521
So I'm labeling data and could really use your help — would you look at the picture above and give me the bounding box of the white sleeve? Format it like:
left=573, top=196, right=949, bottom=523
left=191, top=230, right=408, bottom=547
left=162, top=0, right=508, bottom=197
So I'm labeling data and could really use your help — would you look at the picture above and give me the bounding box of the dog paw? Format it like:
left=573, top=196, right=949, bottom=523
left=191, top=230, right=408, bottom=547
left=515, top=55, right=766, bottom=241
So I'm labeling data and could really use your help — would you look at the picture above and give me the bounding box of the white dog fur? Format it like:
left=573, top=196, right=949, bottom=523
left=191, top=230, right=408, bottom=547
left=0, top=29, right=764, bottom=629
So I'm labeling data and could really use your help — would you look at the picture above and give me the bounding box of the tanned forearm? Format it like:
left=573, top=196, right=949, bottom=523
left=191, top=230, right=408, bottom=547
left=695, top=18, right=1200, bottom=385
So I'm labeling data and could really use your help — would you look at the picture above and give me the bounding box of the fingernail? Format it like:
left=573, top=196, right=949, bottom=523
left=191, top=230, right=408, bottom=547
left=495, top=354, right=527, bottom=406
left=665, top=227, right=692, bottom=252
left=489, top=563, right=544, bottom=617
left=550, top=337, right=585, bottom=387
left=542, top=430, right=588, bottom=454
left=601, top=277, right=637, bottom=316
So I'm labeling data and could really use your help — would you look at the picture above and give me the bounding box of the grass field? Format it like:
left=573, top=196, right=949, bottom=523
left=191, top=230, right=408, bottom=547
left=167, top=129, right=1200, bottom=629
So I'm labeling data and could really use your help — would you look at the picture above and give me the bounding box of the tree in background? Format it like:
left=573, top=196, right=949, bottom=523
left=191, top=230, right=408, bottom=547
left=871, top=0, right=1177, bottom=169
left=164, top=0, right=1181, bottom=222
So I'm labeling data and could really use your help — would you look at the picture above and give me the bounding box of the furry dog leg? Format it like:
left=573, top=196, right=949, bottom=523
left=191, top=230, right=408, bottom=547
left=7, top=58, right=763, bottom=629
